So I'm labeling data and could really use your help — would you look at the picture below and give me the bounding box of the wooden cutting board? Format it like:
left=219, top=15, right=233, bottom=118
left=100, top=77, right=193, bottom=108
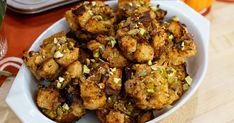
left=1, top=1, right=234, bottom=123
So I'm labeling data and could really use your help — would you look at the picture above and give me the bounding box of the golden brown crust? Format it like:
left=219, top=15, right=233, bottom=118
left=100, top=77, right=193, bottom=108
left=36, top=87, right=62, bottom=110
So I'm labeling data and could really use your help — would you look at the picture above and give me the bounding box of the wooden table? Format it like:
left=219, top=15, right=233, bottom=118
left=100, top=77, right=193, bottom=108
left=1, top=1, right=234, bottom=123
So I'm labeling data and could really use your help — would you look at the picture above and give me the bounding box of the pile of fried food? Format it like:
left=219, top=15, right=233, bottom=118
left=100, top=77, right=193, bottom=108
left=23, top=0, right=196, bottom=123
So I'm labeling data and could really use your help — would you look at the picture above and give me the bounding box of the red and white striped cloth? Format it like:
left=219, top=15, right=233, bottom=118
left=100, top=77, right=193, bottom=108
left=0, top=57, right=23, bottom=86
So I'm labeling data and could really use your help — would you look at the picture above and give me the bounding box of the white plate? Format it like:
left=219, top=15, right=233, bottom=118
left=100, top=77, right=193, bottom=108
left=6, top=1, right=210, bottom=123
left=7, top=0, right=79, bottom=14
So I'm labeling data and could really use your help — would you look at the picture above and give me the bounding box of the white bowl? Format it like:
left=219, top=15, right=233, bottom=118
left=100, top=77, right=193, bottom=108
left=6, top=1, right=210, bottom=123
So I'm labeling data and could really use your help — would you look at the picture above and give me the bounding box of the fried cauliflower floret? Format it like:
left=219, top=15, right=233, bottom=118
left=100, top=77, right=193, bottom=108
left=87, top=35, right=128, bottom=68
left=65, top=1, right=116, bottom=34
left=37, top=87, right=62, bottom=110
left=125, top=64, right=183, bottom=110
left=37, top=58, right=60, bottom=80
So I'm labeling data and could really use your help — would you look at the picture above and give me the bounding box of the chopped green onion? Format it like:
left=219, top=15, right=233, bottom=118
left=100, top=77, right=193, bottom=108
left=56, top=82, right=62, bottom=89
left=151, top=6, right=158, bottom=11
left=54, top=51, right=64, bottom=58
left=172, top=16, right=179, bottom=21
left=128, top=2, right=133, bottom=7
left=110, top=67, right=116, bottom=73
left=90, top=59, right=96, bottom=63
left=86, top=59, right=90, bottom=66
left=139, top=70, right=147, bottom=77
left=113, top=77, right=121, bottom=84
left=0, top=70, right=12, bottom=77
left=148, top=60, right=152, bottom=66
left=110, top=38, right=116, bottom=48
left=147, top=88, right=154, bottom=93
left=183, top=83, right=189, bottom=91
left=181, top=41, right=185, bottom=50
left=99, top=58, right=105, bottom=63
left=93, top=50, right=100, bottom=58
left=139, top=28, right=146, bottom=35
left=53, top=38, right=58, bottom=44
left=128, top=29, right=139, bottom=35
left=168, top=35, right=174, bottom=40
left=185, top=76, right=192, bottom=86
left=62, top=103, right=69, bottom=111
left=150, top=65, right=157, bottom=71
left=83, top=1, right=90, bottom=5
left=88, top=10, right=94, bottom=16
left=83, top=65, right=90, bottom=74
left=98, top=83, right=105, bottom=89
left=91, top=1, right=96, bottom=6
left=58, top=77, right=64, bottom=82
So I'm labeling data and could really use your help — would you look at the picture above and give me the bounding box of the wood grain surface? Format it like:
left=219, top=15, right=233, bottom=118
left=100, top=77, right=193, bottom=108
left=1, top=1, right=234, bottom=123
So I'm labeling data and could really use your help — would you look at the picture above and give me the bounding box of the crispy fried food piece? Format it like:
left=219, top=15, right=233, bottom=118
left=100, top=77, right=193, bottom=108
left=80, top=78, right=107, bottom=110
left=157, top=19, right=197, bottom=65
left=23, top=32, right=66, bottom=80
left=87, top=35, right=128, bottom=68
left=55, top=100, right=86, bottom=123
left=117, top=0, right=166, bottom=21
left=125, top=64, right=185, bottom=110
left=37, top=87, right=62, bottom=110
left=55, top=48, right=79, bottom=67
left=55, top=85, right=86, bottom=123
left=106, top=111, right=125, bottom=123
left=105, top=68, right=122, bottom=95
left=79, top=63, right=110, bottom=110
left=65, top=1, right=116, bottom=41
left=117, top=19, right=154, bottom=62
left=23, top=32, right=80, bottom=81
left=117, top=0, right=150, bottom=19
left=134, top=43, right=154, bottom=63
left=39, top=85, right=86, bottom=123
left=137, top=111, right=153, bottom=123
left=96, top=95, right=154, bottom=123
left=65, top=61, right=83, bottom=79
left=23, top=51, right=44, bottom=80
left=37, top=58, right=60, bottom=80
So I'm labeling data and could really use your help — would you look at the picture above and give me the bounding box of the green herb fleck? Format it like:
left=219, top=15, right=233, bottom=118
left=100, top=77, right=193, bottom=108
left=83, top=65, right=90, bottom=74
left=139, top=28, right=146, bottom=35
left=185, top=76, right=192, bottom=86
left=113, top=77, right=121, bottom=84
left=147, top=88, right=154, bottom=93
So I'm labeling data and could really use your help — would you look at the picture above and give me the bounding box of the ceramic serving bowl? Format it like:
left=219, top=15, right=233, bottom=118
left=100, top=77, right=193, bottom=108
left=6, top=1, right=210, bottom=123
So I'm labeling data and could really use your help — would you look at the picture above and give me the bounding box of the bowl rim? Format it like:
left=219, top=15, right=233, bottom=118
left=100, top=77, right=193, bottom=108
left=6, top=1, right=210, bottom=123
